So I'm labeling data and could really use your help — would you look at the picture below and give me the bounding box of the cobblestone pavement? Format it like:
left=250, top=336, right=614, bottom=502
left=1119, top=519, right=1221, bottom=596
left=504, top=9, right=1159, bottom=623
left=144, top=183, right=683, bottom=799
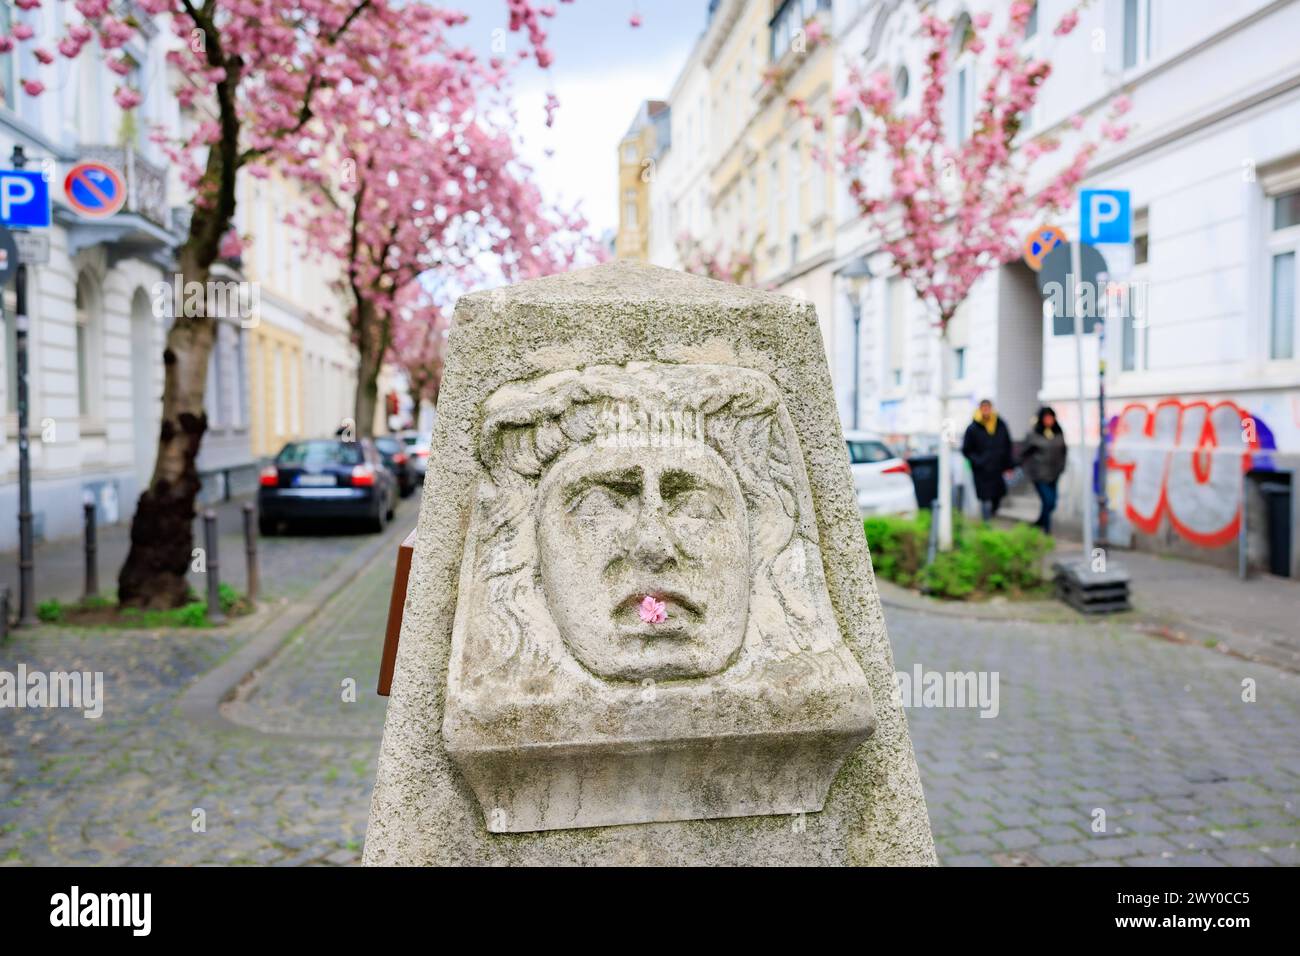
left=0, top=499, right=414, bottom=866
left=4, top=502, right=1298, bottom=864
left=889, top=605, right=1300, bottom=866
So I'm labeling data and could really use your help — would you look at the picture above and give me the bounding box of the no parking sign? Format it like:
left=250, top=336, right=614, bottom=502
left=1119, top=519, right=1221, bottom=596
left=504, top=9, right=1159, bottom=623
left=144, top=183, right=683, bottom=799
left=64, top=162, right=126, bottom=219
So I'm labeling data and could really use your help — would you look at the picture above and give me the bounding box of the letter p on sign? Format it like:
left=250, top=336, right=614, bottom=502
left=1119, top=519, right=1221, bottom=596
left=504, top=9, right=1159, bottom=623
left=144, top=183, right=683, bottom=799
left=1080, top=189, right=1130, bottom=244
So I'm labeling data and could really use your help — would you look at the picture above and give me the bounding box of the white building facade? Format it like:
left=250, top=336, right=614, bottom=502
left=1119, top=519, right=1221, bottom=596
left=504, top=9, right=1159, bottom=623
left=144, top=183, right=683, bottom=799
left=832, top=0, right=1300, bottom=573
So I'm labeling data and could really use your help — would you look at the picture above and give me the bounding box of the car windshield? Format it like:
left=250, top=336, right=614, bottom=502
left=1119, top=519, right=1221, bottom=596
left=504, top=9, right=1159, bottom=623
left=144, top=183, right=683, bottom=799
left=277, top=441, right=363, bottom=467
left=847, top=440, right=894, bottom=464
left=374, top=438, right=399, bottom=455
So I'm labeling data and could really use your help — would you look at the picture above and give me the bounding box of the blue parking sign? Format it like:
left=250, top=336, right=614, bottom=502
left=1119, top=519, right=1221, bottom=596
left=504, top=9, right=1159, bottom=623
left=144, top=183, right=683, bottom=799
left=1080, top=189, right=1130, bottom=245
left=0, top=169, right=51, bottom=228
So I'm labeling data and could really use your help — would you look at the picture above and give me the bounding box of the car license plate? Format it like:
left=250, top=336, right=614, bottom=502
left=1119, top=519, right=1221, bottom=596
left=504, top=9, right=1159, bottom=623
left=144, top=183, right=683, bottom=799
left=295, top=474, right=335, bottom=487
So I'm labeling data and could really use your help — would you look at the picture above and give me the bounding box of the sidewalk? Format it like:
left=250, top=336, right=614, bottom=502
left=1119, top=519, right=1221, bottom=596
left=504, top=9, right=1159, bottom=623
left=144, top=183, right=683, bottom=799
left=1055, top=541, right=1300, bottom=673
left=0, top=496, right=417, bottom=865
left=0, top=495, right=401, bottom=609
left=878, top=514, right=1300, bottom=673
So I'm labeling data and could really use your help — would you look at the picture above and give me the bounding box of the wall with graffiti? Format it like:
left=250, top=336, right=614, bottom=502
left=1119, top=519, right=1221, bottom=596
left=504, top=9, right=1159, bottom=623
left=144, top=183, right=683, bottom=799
left=1106, top=396, right=1290, bottom=550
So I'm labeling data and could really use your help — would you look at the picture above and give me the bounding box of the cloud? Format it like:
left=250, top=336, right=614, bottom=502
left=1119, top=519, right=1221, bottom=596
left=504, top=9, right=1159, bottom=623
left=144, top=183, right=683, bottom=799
left=511, top=47, right=691, bottom=236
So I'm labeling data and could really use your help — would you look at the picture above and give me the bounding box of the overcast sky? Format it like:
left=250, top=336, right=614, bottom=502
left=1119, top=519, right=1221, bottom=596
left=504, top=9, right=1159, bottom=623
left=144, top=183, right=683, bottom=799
left=452, top=1, right=707, bottom=237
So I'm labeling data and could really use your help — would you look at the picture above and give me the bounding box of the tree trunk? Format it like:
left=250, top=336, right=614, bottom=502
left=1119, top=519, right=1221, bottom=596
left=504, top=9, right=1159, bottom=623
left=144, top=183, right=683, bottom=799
left=117, top=259, right=217, bottom=608
left=936, top=328, right=955, bottom=552
left=353, top=298, right=384, bottom=438
left=117, top=47, right=240, bottom=608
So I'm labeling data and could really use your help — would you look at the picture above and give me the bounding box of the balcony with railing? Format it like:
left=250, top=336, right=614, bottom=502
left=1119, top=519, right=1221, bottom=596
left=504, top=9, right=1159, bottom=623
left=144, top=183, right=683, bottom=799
left=76, top=145, right=170, bottom=227
left=60, top=145, right=181, bottom=263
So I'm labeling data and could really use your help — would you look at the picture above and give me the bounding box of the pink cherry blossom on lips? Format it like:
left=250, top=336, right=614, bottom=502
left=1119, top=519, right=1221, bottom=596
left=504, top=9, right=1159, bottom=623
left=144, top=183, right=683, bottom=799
left=638, top=596, right=668, bottom=624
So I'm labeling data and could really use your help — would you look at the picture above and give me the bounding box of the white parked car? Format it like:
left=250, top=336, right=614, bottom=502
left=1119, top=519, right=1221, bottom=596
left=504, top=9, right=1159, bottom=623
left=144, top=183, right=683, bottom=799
left=399, top=431, right=433, bottom=481
left=845, top=431, right=918, bottom=517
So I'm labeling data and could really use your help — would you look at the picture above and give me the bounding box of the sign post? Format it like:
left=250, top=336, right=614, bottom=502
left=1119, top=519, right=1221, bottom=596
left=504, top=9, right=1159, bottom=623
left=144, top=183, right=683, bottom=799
left=4, top=145, right=42, bottom=626
left=1078, top=189, right=1130, bottom=558
left=1068, top=234, right=1093, bottom=560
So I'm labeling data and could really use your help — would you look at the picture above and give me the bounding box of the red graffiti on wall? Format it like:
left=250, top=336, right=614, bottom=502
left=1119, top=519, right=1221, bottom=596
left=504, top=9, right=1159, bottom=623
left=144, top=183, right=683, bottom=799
left=1107, top=399, right=1258, bottom=548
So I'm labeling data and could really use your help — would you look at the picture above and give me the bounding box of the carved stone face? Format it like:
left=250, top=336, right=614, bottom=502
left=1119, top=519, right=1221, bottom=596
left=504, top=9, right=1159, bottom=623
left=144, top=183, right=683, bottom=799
left=536, top=439, right=750, bottom=682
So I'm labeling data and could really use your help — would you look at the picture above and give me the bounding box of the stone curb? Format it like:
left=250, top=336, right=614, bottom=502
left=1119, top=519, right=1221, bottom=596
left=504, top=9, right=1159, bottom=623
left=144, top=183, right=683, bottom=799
left=176, top=515, right=413, bottom=733
left=875, top=578, right=1079, bottom=624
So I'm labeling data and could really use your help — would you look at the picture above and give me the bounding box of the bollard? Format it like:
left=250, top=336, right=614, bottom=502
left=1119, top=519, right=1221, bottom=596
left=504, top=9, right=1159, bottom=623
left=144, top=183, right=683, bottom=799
left=83, top=500, right=99, bottom=600
left=242, top=502, right=260, bottom=602
left=203, top=509, right=227, bottom=624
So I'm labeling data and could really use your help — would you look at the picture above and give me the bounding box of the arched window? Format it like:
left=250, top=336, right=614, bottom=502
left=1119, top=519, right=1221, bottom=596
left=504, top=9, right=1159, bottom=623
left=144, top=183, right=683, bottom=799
left=75, top=273, right=102, bottom=419
left=950, top=13, right=976, bottom=144
left=894, top=66, right=910, bottom=101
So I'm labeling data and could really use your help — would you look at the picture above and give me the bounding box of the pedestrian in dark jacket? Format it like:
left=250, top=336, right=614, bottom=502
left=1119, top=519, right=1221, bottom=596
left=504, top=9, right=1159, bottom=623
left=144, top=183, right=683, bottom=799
left=962, top=399, right=1015, bottom=520
left=1020, top=405, right=1067, bottom=534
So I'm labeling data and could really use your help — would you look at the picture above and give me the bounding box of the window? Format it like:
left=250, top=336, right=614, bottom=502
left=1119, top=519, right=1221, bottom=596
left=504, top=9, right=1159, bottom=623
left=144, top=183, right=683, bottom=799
left=894, top=66, right=910, bottom=101
left=623, top=189, right=638, bottom=230
left=1269, top=188, right=1300, bottom=360
left=887, top=277, right=909, bottom=391
left=75, top=276, right=100, bottom=418
left=847, top=439, right=894, bottom=465
left=770, top=0, right=829, bottom=61
left=1122, top=0, right=1153, bottom=70
left=233, top=328, right=247, bottom=428
left=768, top=156, right=780, bottom=244
left=953, top=347, right=967, bottom=381
left=787, top=140, right=801, bottom=247
left=0, top=2, right=14, bottom=110
left=950, top=14, right=976, bottom=144
left=273, top=344, right=286, bottom=437
left=208, top=326, right=224, bottom=428
left=1122, top=208, right=1150, bottom=371
left=1024, top=1, right=1038, bottom=39
left=622, top=142, right=637, bottom=164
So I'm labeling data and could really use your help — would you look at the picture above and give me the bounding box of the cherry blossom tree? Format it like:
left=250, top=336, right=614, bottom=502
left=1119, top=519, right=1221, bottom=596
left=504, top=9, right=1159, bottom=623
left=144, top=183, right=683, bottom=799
left=5, top=1, right=564, bottom=606
left=280, top=44, right=597, bottom=434
left=3, top=0, right=564, bottom=606
left=675, top=232, right=759, bottom=287
left=830, top=0, right=1132, bottom=549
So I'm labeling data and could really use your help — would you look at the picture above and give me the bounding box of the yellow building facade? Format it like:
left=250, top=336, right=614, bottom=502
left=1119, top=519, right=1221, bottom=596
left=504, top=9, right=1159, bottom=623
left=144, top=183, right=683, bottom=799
left=705, top=0, right=836, bottom=345
left=620, top=1, right=838, bottom=357
left=615, top=100, right=668, bottom=261
left=238, top=172, right=358, bottom=458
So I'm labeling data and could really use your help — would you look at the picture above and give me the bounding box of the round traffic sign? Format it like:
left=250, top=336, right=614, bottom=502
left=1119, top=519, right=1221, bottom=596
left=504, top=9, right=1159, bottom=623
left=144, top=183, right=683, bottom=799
left=1022, top=224, right=1066, bottom=272
left=64, top=162, right=126, bottom=219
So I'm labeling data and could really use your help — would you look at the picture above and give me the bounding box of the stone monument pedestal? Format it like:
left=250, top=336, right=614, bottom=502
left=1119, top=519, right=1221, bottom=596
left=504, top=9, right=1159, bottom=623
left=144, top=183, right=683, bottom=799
left=365, top=262, right=936, bottom=865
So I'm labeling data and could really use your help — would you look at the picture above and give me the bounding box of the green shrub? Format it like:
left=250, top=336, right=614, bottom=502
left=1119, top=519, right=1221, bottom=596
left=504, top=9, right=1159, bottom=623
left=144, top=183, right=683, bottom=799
left=36, top=599, right=64, bottom=623
left=864, top=512, right=1050, bottom=600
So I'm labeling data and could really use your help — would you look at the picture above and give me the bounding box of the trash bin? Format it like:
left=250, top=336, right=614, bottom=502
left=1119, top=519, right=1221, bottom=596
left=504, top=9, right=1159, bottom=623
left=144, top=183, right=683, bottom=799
left=907, top=454, right=939, bottom=509
left=1257, top=475, right=1292, bottom=578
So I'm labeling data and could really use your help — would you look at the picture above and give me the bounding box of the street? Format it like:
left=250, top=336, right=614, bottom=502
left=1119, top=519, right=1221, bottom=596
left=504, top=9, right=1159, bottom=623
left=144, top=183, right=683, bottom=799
left=2, top=493, right=1296, bottom=866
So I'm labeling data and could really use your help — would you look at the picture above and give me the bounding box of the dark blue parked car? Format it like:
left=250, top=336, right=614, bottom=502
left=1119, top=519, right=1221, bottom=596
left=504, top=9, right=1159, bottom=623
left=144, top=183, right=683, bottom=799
left=257, top=438, right=397, bottom=535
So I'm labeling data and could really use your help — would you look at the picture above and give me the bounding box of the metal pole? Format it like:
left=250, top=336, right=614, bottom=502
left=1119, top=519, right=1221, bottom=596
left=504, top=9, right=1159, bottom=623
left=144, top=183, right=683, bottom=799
left=1097, top=305, right=1109, bottom=548
left=203, top=510, right=226, bottom=624
left=1070, top=238, right=1094, bottom=559
left=82, top=500, right=98, bottom=600
left=242, top=502, right=259, bottom=601
left=12, top=145, right=35, bottom=626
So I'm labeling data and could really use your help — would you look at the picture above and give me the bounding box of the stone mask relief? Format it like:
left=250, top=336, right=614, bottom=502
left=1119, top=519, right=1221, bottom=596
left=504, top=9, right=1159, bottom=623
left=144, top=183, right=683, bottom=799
left=443, top=360, right=875, bottom=832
